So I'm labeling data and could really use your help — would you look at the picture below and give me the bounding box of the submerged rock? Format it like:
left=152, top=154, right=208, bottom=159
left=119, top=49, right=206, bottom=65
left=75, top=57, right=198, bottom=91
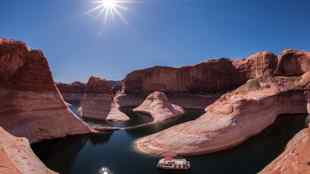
left=133, top=91, right=185, bottom=124
left=0, top=126, right=57, bottom=174
left=0, top=38, right=91, bottom=143
left=80, top=76, right=113, bottom=120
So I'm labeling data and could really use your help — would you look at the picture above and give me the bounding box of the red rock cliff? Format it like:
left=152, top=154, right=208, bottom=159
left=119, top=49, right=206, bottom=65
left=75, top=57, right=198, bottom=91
left=123, top=52, right=278, bottom=95
left=0, top=38, right=91, bottom=143
left=57, top=81, right=86, bottom=104
left=80, top=76, right=113, bottom=120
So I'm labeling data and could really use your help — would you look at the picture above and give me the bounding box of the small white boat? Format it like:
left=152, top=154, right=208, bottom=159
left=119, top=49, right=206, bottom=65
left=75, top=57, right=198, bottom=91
left=157, top=155, right=191, bottom=170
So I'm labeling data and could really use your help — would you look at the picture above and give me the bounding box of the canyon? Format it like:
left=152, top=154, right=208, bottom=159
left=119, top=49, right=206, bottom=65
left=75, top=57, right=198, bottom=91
left=1, top=37, right=310, bottom=173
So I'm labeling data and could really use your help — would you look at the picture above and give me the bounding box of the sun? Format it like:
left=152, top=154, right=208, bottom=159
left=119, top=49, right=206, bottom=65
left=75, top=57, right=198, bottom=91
left=87, top=0, right=139, bottom=24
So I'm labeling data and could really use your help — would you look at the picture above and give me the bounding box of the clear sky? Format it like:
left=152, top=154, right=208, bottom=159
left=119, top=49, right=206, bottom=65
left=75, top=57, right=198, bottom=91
left=1, top=0, right=310, bottom=82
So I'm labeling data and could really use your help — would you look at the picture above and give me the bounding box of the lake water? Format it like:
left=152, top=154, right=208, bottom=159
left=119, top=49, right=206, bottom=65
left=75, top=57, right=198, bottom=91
left=32, top=108, right=307, bottom=174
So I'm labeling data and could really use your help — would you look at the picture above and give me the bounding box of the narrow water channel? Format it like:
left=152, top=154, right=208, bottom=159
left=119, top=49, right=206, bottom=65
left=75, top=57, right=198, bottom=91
left=32, top=107, right=307, bottom=174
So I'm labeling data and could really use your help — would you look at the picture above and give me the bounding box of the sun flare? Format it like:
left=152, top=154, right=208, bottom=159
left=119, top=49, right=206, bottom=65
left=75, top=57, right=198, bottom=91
left=87, top=0, right=139, bottom=24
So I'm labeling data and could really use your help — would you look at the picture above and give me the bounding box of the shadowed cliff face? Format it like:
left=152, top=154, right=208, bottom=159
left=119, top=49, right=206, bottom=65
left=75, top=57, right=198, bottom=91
left=0, top=38, right=91, bottom=143
left=57, top=82, right=86, bottom=105
left=123, top=52, right=278, bottom=95
left=80, top=76, right=114, bottom=120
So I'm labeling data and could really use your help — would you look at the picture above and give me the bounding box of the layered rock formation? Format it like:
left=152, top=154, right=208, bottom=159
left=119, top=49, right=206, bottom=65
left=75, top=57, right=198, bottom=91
left=80, top=76, right=113, bottom=120
left=259, top=71, right=310, bottom=174
left=276, top=49, right=310, bottom=76
left=0, top=127, right=57, bottom=174
left=106, top=94, right=130, bottom=122
left=233, top=51, right=278, bottom=79
left=57, top=81, right=86, bottom=104
left=135, top=77, right=307, bottom=156
left=0, top=38, right=91, bottom=143
left=121, top=51, right=278, bottom=110
left=124, top=59, right=244, bottom=95
left=133, top=91, right=185, bottom=124
left=259, top=128, right=310, bottom=174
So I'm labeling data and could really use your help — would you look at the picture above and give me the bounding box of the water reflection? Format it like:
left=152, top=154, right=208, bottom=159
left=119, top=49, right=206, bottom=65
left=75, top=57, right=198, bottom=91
left=32, top=111, right=307, bottom=174
left=32, top=135, right=88, bottom=174
left=89, top=133, right=113, bottom=145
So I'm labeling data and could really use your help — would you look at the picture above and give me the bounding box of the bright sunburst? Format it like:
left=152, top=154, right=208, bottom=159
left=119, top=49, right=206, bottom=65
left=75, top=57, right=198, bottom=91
left=87, top=0, right=138, bottom=24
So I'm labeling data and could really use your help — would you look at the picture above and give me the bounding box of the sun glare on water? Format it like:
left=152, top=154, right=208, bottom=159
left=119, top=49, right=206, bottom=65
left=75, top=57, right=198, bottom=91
left=87, top=0, right=139, bottom=24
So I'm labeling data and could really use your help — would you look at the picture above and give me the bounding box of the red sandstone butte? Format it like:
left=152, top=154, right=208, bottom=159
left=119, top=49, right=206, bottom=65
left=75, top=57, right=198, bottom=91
left=0, top=127, right=57, bottom=174
left=0, top=38, right=91, bottom=143
left=80, top=76, right=113, bottom=120
left=133, top=91, right=185, bottom=124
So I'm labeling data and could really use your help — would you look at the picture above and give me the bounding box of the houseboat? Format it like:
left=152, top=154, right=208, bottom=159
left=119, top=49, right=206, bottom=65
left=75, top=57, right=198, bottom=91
left=157, top=154, right=191, bottom=170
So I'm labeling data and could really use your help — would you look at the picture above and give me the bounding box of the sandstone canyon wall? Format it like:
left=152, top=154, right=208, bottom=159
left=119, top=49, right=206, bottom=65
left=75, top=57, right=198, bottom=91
left=0, top=38, right=91, bottom=143
left=121, top=51, right=278, bottom=109
left=0, top=127, right=57, bottom=174
left=57, top=81, right=86, bottom=104
left=80, top=76, right=113, bottom=120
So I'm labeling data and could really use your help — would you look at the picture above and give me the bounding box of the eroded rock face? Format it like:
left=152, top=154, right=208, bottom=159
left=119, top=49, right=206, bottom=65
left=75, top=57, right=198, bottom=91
left=124, top=52, right=279, bottom=96
left=276, top=49, right=310, bottom=76
left=259, top=128, right=310, bottom=174
left=0, top=127, right=57, bottom=174
left=123, top=59, right=245, bottom=95
left=0, top=38, right=91, bottom=143
left=133, top=91, right=185, bottom=124
left=57, top=81, right=86, bottom=104
left=106, top=94, right=130, bottom=122
left=80, top=76, right=113, bottom=120
left=134, top=77, right=307, bottom=156
left=233, top=51, right=278, bottom=79
left=121, top=51, right=279, bottom=110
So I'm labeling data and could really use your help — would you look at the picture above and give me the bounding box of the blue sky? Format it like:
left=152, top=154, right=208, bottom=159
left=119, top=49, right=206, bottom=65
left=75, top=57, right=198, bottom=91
left=1, top=0, right=310, bottom=82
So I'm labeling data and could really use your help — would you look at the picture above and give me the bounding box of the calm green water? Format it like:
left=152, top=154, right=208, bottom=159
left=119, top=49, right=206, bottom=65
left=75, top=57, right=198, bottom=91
left=32, top=108, right=307, bottom=174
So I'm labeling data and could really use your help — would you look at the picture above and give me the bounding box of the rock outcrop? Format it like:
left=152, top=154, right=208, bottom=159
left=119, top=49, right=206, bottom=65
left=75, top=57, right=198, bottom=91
left=0, top=38, right=91, bottom=143
left=80, top=76, right=113, bottom=120
left=106, top=94, right=130, bottom=122
left=233, top=51, right=278, bottom=79
left=135, top=77, right=307, bottom=156
left=259, top=72, right=310, bottom=174
left=259, top=128, right=310, bottom=174
left=133, top=91, right=185, bottom=124
left=57, top=81, right=86, bottom=104
left=276, top=49, right=310, bottom=76
left=0, top=127, right=57, bottom=174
